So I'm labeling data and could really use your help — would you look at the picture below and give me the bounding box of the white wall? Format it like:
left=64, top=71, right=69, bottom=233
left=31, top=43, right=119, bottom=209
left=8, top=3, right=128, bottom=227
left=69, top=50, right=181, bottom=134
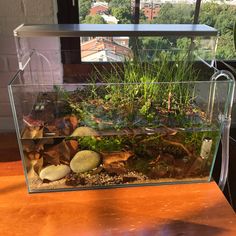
left=0, top=0, right=58, bottom=132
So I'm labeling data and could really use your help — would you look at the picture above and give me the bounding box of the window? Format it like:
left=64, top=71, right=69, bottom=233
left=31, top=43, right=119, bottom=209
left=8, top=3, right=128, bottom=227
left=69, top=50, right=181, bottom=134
left=57, top=0, right=236, bottom=63
left=200, top=0, right=236, bottom=60
left=79, top=0, right=133, bottom=62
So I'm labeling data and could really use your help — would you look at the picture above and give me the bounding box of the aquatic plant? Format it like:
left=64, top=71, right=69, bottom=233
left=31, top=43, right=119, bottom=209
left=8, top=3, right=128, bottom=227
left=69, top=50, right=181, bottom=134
left=49, top=50, right=203, bottom=132
left=91, top=51, right=200, bottom=119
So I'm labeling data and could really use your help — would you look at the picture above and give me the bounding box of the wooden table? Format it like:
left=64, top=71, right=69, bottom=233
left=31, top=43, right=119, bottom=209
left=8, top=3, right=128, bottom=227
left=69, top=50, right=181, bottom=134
left=0, top=133, right=236, bottom=236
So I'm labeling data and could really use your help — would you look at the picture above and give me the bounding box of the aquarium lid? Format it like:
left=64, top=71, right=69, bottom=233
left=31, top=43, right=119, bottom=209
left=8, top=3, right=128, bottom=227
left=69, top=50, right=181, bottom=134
left=14, top=24, right=218, bottom=37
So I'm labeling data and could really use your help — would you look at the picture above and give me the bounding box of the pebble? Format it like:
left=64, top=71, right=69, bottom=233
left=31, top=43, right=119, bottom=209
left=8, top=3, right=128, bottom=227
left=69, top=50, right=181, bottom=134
left=39, top=164, right=71, bottom=181
left=70, top=150, right=101, bottom=173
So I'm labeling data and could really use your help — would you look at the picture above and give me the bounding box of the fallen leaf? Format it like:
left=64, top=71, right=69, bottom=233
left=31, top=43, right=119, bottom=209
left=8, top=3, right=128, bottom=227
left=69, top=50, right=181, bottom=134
left=66, top=140, right=79, bottom=158
left=44, top=140, right=71, bottom=165
left=33, top=157, right=44, bottom=175
left=102, top=151, right=133, bottom=165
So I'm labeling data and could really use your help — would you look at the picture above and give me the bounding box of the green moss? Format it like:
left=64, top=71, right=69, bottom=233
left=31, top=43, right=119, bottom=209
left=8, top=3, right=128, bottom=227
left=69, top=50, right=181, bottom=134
left=78, top=136, right=125, bottom=152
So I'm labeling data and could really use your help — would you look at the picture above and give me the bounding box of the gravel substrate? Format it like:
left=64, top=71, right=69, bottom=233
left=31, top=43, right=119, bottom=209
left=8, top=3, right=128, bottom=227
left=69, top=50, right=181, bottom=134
left=27, top=170, right=208, bottom=192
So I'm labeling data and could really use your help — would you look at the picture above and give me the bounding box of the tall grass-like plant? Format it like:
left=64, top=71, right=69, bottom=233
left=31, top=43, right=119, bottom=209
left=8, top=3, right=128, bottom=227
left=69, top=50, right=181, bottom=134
left=61, top=50, right=201, bottom=130
left=92, top=50, right=199, bottom=115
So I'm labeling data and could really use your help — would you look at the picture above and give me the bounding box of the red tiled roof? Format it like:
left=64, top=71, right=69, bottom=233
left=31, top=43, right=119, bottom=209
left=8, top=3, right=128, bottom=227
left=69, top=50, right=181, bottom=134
left=90, top=5, right=108, bottom=16
left=81, top=38, right=132, bottom=59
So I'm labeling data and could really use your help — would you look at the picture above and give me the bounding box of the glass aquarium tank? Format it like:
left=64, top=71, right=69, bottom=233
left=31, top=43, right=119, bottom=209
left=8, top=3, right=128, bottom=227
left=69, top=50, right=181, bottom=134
left=9, top=24, right=235, bottom=193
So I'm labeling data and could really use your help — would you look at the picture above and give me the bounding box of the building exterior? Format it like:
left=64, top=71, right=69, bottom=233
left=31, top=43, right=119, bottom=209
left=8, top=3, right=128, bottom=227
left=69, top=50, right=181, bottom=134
left=81, top=38, right=132, bottom=62
left=101, top=14, right=119, bottom=24
left=90, top=2, right=109, bottom=16
left=113, top=37, right=130, bottom=48
left=142, top=4, right=161, bottom=21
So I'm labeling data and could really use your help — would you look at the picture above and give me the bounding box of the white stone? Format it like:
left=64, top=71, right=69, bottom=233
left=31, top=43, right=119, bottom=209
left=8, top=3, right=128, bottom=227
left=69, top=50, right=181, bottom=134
left=70, top=150, right=101, bottom=173
left=71, top=127, right=99, bottom=137
left=39, top=165, right=71, bottom=181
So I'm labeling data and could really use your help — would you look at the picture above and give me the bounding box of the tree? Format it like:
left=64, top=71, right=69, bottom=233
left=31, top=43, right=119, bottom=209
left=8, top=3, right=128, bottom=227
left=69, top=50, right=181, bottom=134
left=108, top=0, right=131, bottom=23
left=111, top=7, right=131, bottom=24
left=216, top=33, right=235, bottom=59
left=151, top=2, right=236, bottom=59
left=82, top=15, right=106, bottom=24
left=154, top=3, right=194, bottom=24
left=138, top=37, right=172, bottom=59
left=200, top=2, right=236, bottom=59
left=79, top=0, right=92, bottom=22
left=109, top=0, right=130, bottom=9
left=199, top=2, right=221, bottom=27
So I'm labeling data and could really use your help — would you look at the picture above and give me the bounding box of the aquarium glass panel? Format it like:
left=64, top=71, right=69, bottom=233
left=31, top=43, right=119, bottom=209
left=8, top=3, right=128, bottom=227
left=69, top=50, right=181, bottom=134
left=9, top=56, right=234, bottom=192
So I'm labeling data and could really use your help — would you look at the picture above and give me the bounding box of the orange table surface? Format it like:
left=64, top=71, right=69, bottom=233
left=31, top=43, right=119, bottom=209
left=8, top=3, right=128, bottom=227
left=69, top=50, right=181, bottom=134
left=0, top=161, right=236, bottom=236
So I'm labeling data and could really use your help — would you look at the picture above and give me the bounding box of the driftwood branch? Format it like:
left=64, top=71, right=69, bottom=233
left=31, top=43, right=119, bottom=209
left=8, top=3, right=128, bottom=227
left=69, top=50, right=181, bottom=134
left=161, top=138, right=192, bottom=157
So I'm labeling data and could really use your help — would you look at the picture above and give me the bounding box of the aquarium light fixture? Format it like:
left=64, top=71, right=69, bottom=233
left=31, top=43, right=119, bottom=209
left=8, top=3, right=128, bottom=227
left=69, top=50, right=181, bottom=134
left=14, top=24, right=217, bottom=38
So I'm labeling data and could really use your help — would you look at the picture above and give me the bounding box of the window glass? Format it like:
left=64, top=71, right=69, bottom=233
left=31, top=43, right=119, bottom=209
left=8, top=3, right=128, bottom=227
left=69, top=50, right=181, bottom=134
left=79, top=0, right=133, bottom=62
left=199, top=0, right=236, bottom=60
left=139, top=1, right=197, bottom=60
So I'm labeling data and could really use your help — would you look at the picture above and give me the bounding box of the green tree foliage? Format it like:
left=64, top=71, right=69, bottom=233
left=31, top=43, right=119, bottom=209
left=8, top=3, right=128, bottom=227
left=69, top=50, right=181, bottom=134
left=109, top=0, right=130, bottom=9
left=82, top=15, right=106, bottom=24
left=111, top=7, right=131, bottom=23
left=141, top=37, right=170, bottom=51
left=141, top=2, right=236, bottom=59
left=140, top=3, right=194, bottom=57
left=79, top=0, right=92, bottom=21
left=109, top=0, right=131, bottom=23
left=200, top=2, right=236, bottom=59
left=154, top=3, right=194, bottom=24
